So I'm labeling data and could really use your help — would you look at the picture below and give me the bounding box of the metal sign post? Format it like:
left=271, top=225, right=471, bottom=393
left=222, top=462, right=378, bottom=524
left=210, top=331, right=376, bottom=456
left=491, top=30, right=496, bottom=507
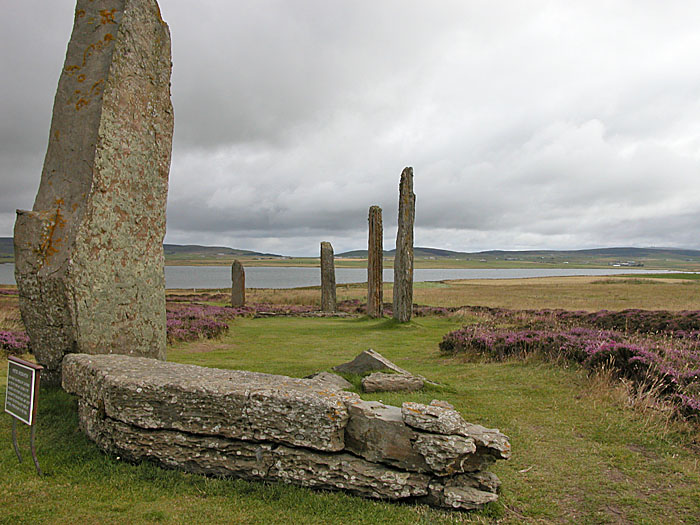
left=5, top=356, right=43, bottom=475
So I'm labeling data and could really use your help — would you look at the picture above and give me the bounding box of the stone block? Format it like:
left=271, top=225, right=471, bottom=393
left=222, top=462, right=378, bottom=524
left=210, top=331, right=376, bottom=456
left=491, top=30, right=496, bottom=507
left=362, top=372, right=424, bottom=393
left=63, top=354, right=355, bottom=452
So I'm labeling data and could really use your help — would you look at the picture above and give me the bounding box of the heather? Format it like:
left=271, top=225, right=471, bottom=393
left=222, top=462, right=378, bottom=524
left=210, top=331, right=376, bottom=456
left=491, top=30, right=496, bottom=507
left=0, top=330, right=29, bottom=355
left=440, top=323, right=700, bottom=418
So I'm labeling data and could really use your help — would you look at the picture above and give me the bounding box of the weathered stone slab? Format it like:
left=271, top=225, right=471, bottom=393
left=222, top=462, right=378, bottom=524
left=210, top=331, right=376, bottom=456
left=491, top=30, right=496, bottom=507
left=320, top=241, right=336, bottom=312
left=402, top=401, right=511, bottom=459
left=393, top=167, right=415, bottom=323
left=14, top=0, right=173, bottom=384
left=63, top=354, right=356, bottom=452
left=333, top=348, right=412, bottom=376
left=367, top=205, right=383, bottom=318
left=78, top=401, right=432, bottom=500
left=65, top=354, right=509, bottom=511
left=231, top=260, right=245, bottom=307
left=362, top=372, right=424, bottom=393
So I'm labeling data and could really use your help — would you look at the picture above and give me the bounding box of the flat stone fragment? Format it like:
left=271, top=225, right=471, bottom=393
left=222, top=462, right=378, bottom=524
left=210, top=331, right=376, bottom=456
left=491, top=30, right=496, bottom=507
left=362, top=372, right=424, bottom=393
left=393, top=167, right=415, bottom=323
left=333, top=349, right=413, bottom=376
left=412, top=434, right=477, bottom=476
left=304, top=372, right=353, bottom=391
left=402, top=402, right=511, bottom=459
left=63, top=354, right=356, bottom=452
left=231, top=260, right=245, bottom=307
left=14, top=0, right=173, bottom=384
left=345, top=400, right=428, bottom=472
left=320, top=241, right=336, bottom=312
left=78, top=402, right=432, bottom=500
left=427, top=481, right=499, bottom=510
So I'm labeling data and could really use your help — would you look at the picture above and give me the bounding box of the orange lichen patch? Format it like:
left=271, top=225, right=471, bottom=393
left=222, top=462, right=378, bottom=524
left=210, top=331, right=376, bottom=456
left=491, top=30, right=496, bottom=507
left=77, top=74, right=86, bottom=83
left=37, top=201, right=67, bottom=266
left=99, top=9, right=117, bottom=25
left=104, top=33, right=114, bottom=42
left=54, top=130, right=60, bottom=141
left=65, top=64, right=81, bottom=74
left=76, top=98, right=89, bottom=111
left=90, top=79, right=103, bottom=96
left=76, top=9, right=85, bottom=18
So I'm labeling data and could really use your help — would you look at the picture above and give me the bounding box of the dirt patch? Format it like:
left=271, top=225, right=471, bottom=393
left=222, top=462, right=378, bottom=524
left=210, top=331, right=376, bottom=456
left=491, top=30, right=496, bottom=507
left=604, top=504, right=632, bottom=524
left=626, top=443, right=660, bottom=461
left=605, top=467, right=627, bottom=483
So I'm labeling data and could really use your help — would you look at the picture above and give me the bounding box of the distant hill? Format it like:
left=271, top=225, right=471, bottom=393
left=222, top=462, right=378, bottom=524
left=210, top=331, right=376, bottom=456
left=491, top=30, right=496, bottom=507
left=0, top=237, right=13, bottom=262
left=338, top=245, right=700, bottom=262
left=3, top=237, right=700, bottom=265
left=163, top=244, right=281, bottom=259
left=338, top=247, right=463, bottom=258
left=0, top=238, right=281, bottom=262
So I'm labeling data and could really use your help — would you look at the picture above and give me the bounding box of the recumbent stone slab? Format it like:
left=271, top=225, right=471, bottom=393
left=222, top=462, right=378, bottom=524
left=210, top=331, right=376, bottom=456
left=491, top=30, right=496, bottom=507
left=62, top=354, right=354, bottom=452
left=63, top=354, right=510, bottom=511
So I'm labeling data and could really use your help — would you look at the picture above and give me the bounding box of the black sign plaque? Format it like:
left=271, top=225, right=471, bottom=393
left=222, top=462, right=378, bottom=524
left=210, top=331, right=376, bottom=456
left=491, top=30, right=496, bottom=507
left=5, top=356, right=43, bottom=475
left=5, top=356, right=41, bottom=425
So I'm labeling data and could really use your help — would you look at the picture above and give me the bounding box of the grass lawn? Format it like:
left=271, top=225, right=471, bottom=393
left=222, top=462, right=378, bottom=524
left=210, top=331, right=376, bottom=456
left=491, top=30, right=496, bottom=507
left=2, top=277, right=700, bottom=523
left=2, top=313, right=699, bottom=524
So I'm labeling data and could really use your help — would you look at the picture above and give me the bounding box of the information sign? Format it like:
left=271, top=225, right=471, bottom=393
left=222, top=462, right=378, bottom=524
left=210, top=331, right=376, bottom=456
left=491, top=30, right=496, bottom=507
left=5, top=356, right=42, bottom=425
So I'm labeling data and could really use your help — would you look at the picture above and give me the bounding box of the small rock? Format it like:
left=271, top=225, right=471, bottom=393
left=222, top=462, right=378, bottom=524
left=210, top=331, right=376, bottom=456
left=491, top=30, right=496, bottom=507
left=305, top=372, right=353, bottom=391
left=362, top=372, right=423, bottom=393
left=334, top=349, right=412, bottom=376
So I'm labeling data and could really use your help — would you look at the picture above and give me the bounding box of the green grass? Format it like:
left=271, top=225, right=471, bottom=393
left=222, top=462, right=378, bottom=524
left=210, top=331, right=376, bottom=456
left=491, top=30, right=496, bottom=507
left=620, top=272, right=700, bottom=281
left=3, top=315, right=698, bottom=523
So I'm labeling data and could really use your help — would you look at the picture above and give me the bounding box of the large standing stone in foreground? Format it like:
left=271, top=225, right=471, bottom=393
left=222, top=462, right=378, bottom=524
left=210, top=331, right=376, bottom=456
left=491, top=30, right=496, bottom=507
left=231, top=259, right=245, bottom=307
left=367, top=205, right=383, bottom=318
left=320, top=241, right=336, bottom=312
left=393, top=167, right=415, bottom=323
left=13, top=0, right=173, bottom=385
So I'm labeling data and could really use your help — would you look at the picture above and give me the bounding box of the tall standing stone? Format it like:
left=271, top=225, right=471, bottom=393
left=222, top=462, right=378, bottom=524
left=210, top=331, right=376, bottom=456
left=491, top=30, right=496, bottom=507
left=393, top=167, right=415, bottom=323
left=13, top=0, right=174, bottom=385
left=320, top=241, right=336, bottom=312
left=367, top=206, right=383, bottom=318
left=231, top=260, right=245, bottom=307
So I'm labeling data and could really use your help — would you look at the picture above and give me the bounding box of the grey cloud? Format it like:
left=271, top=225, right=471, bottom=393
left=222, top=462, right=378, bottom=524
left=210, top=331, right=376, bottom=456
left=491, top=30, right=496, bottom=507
left=3, top=1, right=700, bottom=255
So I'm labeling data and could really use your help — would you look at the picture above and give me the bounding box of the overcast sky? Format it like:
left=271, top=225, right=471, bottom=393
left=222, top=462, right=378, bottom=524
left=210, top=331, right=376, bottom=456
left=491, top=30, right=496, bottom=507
left=3, top=1, right=700, bottom=256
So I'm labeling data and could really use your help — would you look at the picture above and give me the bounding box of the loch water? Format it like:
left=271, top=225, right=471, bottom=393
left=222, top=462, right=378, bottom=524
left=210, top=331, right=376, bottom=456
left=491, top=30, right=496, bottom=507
left=0, top=263, right=670, bottom=289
